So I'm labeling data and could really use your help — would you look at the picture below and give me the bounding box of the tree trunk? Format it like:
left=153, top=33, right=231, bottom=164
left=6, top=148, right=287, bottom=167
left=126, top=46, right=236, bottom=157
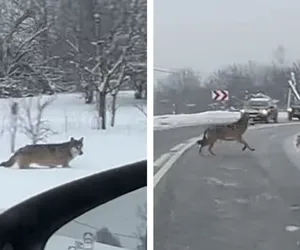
left=99, top=91, right=106, bottom=129
left=84, top=85, right=94, bottom=104
left=144, top=83, right=147, bottom=99
left=110, top=93, right=117, bottom=127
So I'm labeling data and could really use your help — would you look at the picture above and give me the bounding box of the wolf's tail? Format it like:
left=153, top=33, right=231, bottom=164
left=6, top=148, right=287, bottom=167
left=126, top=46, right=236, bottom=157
left=196, top=128, right=208, bottom=145
left=0, top=153, right=17, bottom=167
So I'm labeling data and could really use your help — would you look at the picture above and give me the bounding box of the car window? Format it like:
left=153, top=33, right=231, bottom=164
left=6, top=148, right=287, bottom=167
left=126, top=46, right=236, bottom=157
left=154, top=0, right=300, bottom=249
left=45, top=187, right=146, bottom=250
left=0, top=0, right=146, bottom=229
left=248, top=100, right=269, bottom=107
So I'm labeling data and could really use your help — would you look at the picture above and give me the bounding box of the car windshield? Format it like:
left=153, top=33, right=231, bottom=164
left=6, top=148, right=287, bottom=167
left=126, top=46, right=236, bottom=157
left=154, top=0, right=300, bottom=249
left=0, top=2, right=147, bottom=249
left=248, top=100, right=269, bottom=107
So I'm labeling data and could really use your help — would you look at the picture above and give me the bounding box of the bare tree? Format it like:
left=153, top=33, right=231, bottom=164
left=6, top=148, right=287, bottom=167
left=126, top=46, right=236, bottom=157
left=19, top=96, right=56, bottom=144
left=273, top=45, right=286, bottom=65
left=80, top=0, right=146, bottom=129
left=96, top=227, right=123, bottom=247
left=109, top=65, right=128, bottom=127
left=1, top=0, right=147, bottom=100
left=133, top=101, right=147, bottom=117
left=154, top=69, right=204, bottom=115
left=0, top=3, right=64, bottom=98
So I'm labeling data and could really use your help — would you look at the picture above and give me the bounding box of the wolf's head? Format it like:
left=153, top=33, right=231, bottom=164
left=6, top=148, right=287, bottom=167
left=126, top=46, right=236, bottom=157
left=69, top=137, right=84, bottom=158
left=237, top=110, right=250, bottom=124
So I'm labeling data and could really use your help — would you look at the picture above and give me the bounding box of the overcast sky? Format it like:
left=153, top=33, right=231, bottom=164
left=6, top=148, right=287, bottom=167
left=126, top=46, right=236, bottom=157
left=154, top=0, right=300, bottom=79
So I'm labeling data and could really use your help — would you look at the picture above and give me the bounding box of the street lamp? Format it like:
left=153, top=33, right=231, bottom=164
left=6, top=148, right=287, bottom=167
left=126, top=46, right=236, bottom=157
left=93, top=12, right=101, bottom=64
left=93, top=12, right=100, bottom=22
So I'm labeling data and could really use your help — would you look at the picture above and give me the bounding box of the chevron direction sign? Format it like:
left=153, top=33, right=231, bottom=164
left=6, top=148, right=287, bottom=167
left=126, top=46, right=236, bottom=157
left=212, top=90, right=229, bottom=101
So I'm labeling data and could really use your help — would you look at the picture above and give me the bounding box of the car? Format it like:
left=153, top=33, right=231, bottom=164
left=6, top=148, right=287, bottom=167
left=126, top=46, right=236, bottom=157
left=287, top=101, right=300, bottom=121
left=0, top=160, right=147, bottom=250
left=243, top=97, right=278, bottom=123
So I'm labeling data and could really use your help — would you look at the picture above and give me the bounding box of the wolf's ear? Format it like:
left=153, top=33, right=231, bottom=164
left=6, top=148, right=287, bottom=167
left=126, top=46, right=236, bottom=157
left=79, top=137, right=83, bottom=143
left=70, top=137, right=75, bottom=142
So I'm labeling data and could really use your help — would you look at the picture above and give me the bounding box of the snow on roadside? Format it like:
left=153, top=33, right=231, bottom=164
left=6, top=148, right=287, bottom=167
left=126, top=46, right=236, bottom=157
left=154, top=111, right=288, bottom=131
left=154, top=111, right=242, bottom=131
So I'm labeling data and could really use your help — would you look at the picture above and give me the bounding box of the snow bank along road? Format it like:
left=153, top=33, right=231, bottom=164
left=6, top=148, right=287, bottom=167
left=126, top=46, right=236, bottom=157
left=154, top=122, right=300, bottom=250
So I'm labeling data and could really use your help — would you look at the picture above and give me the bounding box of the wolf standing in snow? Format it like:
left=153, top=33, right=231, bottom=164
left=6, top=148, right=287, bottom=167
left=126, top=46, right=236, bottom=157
left=0, top=137, right=84, bottom=169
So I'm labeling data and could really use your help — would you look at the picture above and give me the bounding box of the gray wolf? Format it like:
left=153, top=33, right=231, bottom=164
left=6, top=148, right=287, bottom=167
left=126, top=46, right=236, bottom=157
left=0, top=137, right=84, bottom=169
left=197, top=111, right=255, bottom=156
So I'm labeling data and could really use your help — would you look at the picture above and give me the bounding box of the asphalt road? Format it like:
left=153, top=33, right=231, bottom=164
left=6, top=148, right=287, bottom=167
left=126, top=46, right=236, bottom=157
left=154, top=123, right=300, bottom=250
left=153, top=113, right=289, bottom=161
left=154, top=125, right=206, bottom=160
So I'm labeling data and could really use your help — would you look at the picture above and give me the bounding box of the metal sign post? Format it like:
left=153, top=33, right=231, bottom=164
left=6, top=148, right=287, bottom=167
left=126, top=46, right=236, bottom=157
left=287, top=72, right=300, bottom=109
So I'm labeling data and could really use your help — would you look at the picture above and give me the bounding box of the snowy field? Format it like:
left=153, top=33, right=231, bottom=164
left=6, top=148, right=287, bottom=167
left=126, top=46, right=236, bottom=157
left=46, top=235, right=131, bottom=250
left=154, top=111, right=288, bottom=131
left=0, top=91, right=146, bottom=249
left=0, top=91, right=146, bottom=208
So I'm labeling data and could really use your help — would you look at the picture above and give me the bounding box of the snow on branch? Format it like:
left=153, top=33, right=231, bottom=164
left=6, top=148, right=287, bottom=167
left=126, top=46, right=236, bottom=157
left=133, top=102, right=147, bottom=117
left=17, top=26, right=49, bottom=53
left=66, top=39, right=79, bottom=53
left=99, top=49, right=127, bottom=93
left=4, top=9, right=35, bottom=46
left=108, top=64, right=127, bottom=94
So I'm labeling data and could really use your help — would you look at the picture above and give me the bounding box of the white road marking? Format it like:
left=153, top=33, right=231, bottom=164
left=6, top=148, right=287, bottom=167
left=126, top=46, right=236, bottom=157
left=154, top=141, right=196, bottom=187
left=170, top=143, right=186, bottom=152
left=154, top=122, right=300, bottom=187
left=154, top=153, right=171, bottom=169
left=285, top=225, right=300, bottom=232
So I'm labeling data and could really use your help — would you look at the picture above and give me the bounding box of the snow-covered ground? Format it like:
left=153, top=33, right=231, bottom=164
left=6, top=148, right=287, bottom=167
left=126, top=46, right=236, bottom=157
left=154, top=111, right=288, bottom=131
left=0, top=91, right=147, bottom=250
left=47, top=235, right=131, bottom=250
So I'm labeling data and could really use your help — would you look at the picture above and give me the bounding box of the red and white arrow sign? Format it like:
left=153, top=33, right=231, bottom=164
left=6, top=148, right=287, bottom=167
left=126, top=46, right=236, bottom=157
left=212, top=90, right=229, bottom=101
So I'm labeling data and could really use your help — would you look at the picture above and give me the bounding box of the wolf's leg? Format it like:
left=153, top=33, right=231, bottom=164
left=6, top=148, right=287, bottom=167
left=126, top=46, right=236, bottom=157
left=19, top=165, right=30, bottom=169
left=198, top=140, right=210, bottom=156
left=208, top=142, right=216, bottom=156
left=198, top=142, right=204, bottom=154
left=197, top=137, right=207, bottom=155
left=18, top=158, right=30, bottom=169
left=237, top=137, right=255, bottom=151
left=62, top=163, right=71, bottom=168
left=198, top=145, right=207, bottom=156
